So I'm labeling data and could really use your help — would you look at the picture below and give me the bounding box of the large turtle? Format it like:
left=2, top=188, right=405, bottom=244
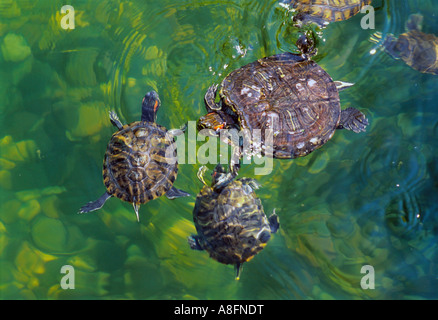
left=280, top=0, right=373, bottom=26
left=372, top=14, right=438, bottom=75
left=188, top=165, right=280, bottom=280
left=197, top=39, right=368, bottom=172
left=79, top=91, right=190, bottom=222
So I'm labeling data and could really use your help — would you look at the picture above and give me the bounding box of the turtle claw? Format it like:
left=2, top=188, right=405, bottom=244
left=78, top=192, right=112, bottom=214
left=78, top=202, right=98, bottom=214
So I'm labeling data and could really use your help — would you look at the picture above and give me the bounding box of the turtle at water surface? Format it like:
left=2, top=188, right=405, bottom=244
left=280, top=0, right=373, bottom=26
left=188, top=165, right=280, bottom=280
left=197, top=37, right=369, bottom=173
left=79, top=91, right=190, bottom=222
left=372, top=14, right=438, bottom=75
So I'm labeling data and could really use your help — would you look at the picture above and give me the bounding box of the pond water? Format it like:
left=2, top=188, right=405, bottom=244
left=1, top=0, right=437, bottom=300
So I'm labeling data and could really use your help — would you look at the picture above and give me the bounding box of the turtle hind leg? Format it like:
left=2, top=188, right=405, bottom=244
left=78, top=192, right=112, bottom=214
left=293, top=12, right=326, bottom=29
left=188, top=235, right=203, bottom=251
left=109, top=111, right=124, bottom=130
left=268, top=209, right=280, bottom=234
left=165, top=186, right=191, bottom=199
left=337, top=107, right=369, bottom=133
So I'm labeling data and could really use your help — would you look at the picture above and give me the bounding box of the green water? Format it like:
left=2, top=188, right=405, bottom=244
left=1, top=0, right=438, bottom=300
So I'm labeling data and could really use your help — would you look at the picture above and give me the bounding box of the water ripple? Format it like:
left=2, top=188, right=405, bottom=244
left=384, top=191, right=423, bottom=237
left=357, top=134, right=427, bottom=200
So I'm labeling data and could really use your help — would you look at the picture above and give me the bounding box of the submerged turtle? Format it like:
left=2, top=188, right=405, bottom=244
left=188, top=165, right=280, bottom=280
left=372, top=14, right=438, bottom=75
left=280, top=0, right=373, bottom=26
left=79, top=91, right=190, bottom=222
left=197, top=38, right=368, bottom=172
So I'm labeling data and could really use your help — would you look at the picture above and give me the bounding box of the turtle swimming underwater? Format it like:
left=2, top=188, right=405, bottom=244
left=197, top=37, right=368, bottom=173
left=280, top=0, right=373, bottom=26
left=79, top=91, right=190, bottom=222
left=371, top=14, right=438, bottom=75
left=188, top=165, right=280, bottom=280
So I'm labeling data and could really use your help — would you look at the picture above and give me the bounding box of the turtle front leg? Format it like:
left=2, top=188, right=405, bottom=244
left=109, top=111, right=124, bottom=130
left=78, top=192, right=112, bottom=214
left=196, top=166, right=209, bottom=186
left=337, top=107, right=369, bottom=133
left=229, top=145, right=241, bottom=175
left=168, top=122, right=188, bottom=137
left=204, top=84, right=221, bottom=111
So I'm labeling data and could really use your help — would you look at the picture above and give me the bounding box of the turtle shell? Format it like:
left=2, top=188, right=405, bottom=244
left=385, top=30, right=438, bottom=75
left=220, top=52, right=341, bottom=159
left=193, top=178, right=272, bottom=266
left=103, top=121, right=177, bottom=205
left=282, top=0, right=372, bottom=25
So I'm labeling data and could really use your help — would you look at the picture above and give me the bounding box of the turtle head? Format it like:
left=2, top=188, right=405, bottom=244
left=141, top=91, right=161, bottom=123
left=197, top=111, right=235, bottom=136
left=212, top=163, right=227, bottom=179
left=197, top=164, right=234, bottom=191
left=297, top=32, right=317, bottom=59
left=197, top=112, right=226, bottom=135
left=211, top=163, right=236, bottom=191
left=406, top=14, right=423, bottom=32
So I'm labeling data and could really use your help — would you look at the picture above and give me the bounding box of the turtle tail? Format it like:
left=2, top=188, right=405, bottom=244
left=133, top=202, right=140, bottom=222
left=235, top=263, right=243, bottom=281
